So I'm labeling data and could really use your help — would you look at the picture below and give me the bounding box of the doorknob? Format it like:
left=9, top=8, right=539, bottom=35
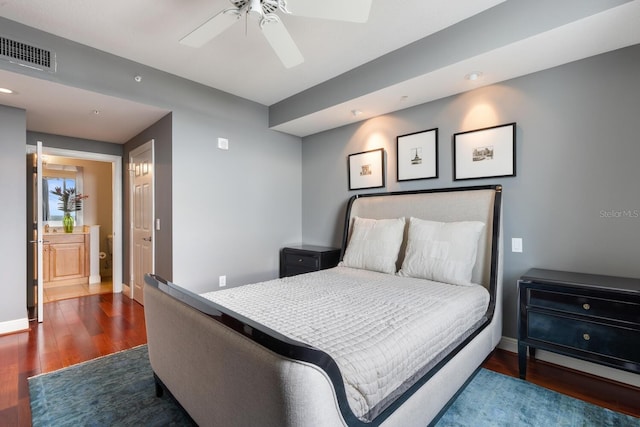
left=142, top=236, right=152, bottom=242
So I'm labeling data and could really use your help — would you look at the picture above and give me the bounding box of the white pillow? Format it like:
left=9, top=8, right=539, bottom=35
left=398, top=217, right=485, bottom=286
left=340, top=217, right=406, bottom=274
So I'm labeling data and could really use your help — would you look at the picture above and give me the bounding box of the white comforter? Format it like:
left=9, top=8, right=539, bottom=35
left=201, top=266, right=489, bottom=420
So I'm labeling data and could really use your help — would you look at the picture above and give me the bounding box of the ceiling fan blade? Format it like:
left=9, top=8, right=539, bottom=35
left=180, top=9, right=240, bottom=48
left=261, top=19, right=304, bottom=68
left=286, top=0, right=372, bottom=23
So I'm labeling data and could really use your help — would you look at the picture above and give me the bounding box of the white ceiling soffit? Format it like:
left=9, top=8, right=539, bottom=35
left=271, top=1, right=640, bottom=137
left=0, top=69, right=169, bottom=144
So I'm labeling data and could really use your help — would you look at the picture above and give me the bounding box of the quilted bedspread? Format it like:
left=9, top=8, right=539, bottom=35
left=201, top=266, right=489, bottom=421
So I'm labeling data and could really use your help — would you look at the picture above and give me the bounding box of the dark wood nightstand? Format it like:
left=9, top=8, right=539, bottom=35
left=517, top=268, right=640, bottom=380
left=280, top=245, right=341, bottom=278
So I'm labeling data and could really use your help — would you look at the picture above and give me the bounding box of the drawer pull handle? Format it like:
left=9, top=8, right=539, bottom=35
left=582, top=303, right=591, bottom=310
left=583, top=333, right=591, bottom=341
left=298, top=258, right=303, bottom=262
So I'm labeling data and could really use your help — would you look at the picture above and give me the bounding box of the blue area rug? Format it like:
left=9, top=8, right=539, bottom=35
left=435, top=369, right=639, bottom=427
left=28, top=345, right=193, bottom=426
left=29, top=345, right=638, bottom=426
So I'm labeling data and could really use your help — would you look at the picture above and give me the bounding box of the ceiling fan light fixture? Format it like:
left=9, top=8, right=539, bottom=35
left=248, top=0, right=263, bottom=19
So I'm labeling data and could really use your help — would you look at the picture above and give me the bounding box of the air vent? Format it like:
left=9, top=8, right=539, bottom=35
left=0, top=36, right=56, bottom=72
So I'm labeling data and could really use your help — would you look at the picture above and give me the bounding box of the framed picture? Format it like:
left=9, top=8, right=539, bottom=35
left=348, top=148, right=385, bottom=190
left=396, top=128, right=438, bottom=181
left=453, top=122, right=516, bottom=181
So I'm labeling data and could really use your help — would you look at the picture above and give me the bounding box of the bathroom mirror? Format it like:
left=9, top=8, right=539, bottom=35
left=42, top=164, right=84, bottom=227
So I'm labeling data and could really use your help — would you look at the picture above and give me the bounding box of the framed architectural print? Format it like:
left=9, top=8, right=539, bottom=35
left=453, top=122, right=516, bottom=181
left=397, top=128, right=438, bottom=181
left=348, top=148, right=385, bottom=190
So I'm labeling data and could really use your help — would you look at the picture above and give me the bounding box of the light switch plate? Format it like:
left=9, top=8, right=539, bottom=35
left=217, top=137, right=229, bottom=150
left=512, top=238, right=523, bottom=253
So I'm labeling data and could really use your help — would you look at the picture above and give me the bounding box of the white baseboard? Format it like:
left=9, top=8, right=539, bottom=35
left=89, top=274, right=101, bottom=285
left=498, top=336, right=640, bottom=388
left=0, top=317, right=29, bottom=335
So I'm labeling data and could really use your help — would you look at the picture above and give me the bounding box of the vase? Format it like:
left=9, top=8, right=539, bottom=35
left=63, top=212, right=74, bottom=233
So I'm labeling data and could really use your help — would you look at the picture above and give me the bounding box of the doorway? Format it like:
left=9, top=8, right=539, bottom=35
left=27, top=144, right=123, bottom=322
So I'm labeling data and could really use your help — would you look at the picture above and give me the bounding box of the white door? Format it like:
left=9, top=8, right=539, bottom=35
left=130, top=140, right=154, bottom=304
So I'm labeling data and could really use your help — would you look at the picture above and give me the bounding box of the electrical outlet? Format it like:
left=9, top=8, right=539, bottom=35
left=219, top=275, right=226, bottom=287
left=512, top=238, right=523, bottom=253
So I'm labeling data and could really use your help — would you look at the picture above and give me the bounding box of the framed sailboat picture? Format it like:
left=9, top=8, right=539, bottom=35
left=397, top=128, right=438, bottom=181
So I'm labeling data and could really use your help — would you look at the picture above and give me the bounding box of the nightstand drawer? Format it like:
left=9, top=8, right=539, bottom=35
left=528, top=311, right=640, bottom=363
left=529, top=289, right=640, bottom=324
left=280, top=245, right=341, bottom=278
left=284, top=253, right=319, bottom=269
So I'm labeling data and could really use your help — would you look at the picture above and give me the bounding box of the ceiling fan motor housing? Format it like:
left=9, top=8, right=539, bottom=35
left=232, top=0, right=282, bottom=18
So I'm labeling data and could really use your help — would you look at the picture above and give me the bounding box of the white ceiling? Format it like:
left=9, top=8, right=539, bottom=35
left=0, top=0, right=639, bottom=142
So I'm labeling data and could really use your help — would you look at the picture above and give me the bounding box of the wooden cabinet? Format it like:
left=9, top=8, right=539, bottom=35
left=517, top=268, right=640, bottom=380
left=280, top=245, right=341, bottom=278
left=43, top=233, right=90, bottom=287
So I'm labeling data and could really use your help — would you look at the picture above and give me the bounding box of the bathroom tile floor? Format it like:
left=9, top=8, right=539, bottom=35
left=43, top=280, right=113, bottom=303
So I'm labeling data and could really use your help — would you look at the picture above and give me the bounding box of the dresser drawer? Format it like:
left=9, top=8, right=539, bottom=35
left=528, top=289, right=639, bottom=324
left=528, top=311, right=640, bottom=363
left=284, top=253, right=319, bottom=269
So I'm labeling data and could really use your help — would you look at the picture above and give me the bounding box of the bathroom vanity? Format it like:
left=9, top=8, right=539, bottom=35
left=43, top=231, right=90, bottom=287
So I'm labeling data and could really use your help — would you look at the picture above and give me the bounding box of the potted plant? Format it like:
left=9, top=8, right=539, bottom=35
left=50, top=187, right=88, bottom=233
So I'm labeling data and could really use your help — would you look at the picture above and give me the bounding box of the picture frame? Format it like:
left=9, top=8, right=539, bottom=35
left=348, top=148, right=385, bottom=190
left=453, top=122, right=516, bottom=181
left=396, top=128, right=438, bottom=181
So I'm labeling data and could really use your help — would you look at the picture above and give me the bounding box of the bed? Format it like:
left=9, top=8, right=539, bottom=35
left=144, top=184, right=503, bottom=426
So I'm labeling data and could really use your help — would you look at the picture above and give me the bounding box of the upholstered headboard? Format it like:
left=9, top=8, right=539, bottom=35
left=341, top=185, right=502, bottom=294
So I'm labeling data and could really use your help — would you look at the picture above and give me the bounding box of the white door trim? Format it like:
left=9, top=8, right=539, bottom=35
left=26, top=144, right=124, bottom=294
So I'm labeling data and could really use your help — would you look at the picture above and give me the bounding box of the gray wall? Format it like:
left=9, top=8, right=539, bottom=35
left=124, top=113, right=173, bottom=283
left=0, top=105, right=27, bottom=327
left=301, top=45, right=640, bottom=339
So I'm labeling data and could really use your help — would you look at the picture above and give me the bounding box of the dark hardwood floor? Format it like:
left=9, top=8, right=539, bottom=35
left=0, top=293, right=146, bottom=427
left=0, top=293, right=638, bottom=426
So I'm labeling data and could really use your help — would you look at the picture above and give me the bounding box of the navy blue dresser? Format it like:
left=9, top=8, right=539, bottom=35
left=517, top=268, right=640, bottom=379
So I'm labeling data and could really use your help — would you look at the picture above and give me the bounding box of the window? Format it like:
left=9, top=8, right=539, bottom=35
left=43, top=176, right=77, bottom=222
left=42, top=164, right=84, bottom=226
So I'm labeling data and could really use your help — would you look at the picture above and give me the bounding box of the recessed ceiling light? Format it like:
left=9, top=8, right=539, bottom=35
left=465, top=71, right=483, bottom=81
left=0, top=87, right=14, bottom=94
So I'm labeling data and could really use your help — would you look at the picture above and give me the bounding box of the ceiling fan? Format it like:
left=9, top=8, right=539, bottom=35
left=180, top=0, right=373, bottom=68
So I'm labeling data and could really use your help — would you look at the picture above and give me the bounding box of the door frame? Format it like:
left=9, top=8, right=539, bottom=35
left=27, top=144, right=124, bottom=302
left=128, top=139, right=155, bottom=302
